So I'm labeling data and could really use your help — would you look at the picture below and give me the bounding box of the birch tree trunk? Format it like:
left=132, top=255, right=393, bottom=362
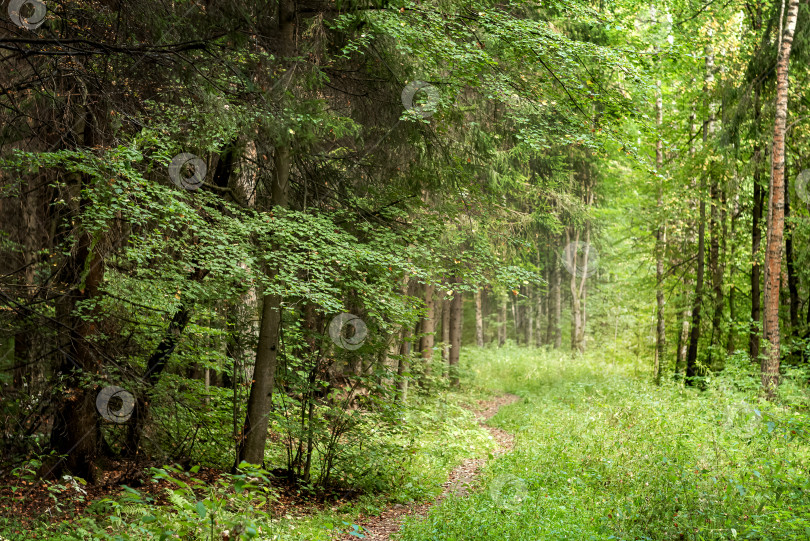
left=762, top=0, right=800, bottom=396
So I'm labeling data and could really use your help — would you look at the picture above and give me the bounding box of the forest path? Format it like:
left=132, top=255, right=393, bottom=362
left=339, top=393, right=520, bottom=540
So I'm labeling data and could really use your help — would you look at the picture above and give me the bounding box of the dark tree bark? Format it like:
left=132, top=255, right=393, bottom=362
left=727, top=195, right=739, bottom=355
left=127, top=267, right=208, bottom=454
left=708, top=182, right=725, bottom=363
left=686, top=45, right=717, bottom=385
left=49, top=107, right=108, bottom=482
left=750, top=104, right=764, bottom=362
left=784, top=160, right=799, bottom=336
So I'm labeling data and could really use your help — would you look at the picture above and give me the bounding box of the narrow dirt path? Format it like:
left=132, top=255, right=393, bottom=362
left=339, top=393, right=520, bottom=540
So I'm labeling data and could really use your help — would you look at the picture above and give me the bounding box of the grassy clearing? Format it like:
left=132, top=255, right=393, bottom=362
left=398, top=347, right=810, bottom=541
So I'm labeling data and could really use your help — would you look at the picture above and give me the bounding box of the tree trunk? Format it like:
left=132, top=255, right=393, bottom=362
left=784, top=159, right=799, bottom=336
left=685, top=42, right=717, bottom=385
left=474, top=288, right=484, bottom=347
left=674, top=307, right=690, bottom=380
left=536, top=262, right=546, bottom=347
left=419, top=283, right=436, bottom=382
left=727, top=194, right=739, bottom=355
left=449, top=278, right=463, bottom=387
left=547, top=250, right=562, bottom=349
left=442, top=293, right=451, bottom=364
left=49, top=107, right=106, bottom=482
left=750, top=85, right=764, bottom=363
left=127, top=269, right=207, bottom=454
left=708, top=182, right=725, bottom=364
left=50, top=226, right=106, bottom=481
left=654, top=80, right=667, bottom=384
left=498, top=296, right=507, bottom=347
left=524, top=285, right=533, bottom=347
left=762, top=0, right=799, bottom=396
left=237, top=147, right=292, bottom=465
left=397, top=276, right=415, bottom=401
left=567, top=225, right=591, bottom=353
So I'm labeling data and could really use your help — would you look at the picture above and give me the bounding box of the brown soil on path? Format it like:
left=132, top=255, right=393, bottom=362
left=338, top=393, right=520, bottom=541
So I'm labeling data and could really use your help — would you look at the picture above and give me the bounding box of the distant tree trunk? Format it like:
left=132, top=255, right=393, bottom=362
left=685, top=42, right=715, bottom=385
left=474, top=288, right=484, bottom=347
left=685, top=189, right=706, bottom=385
left=498, top=296, right=507, bottom=346
left=674, top=306, right=690, bottom=379
left=727, top=195, right=739, bottom=355
left=708, top=182, right=725, bottom=341
left=397, top=277, right=415, bottom=402
left=547, top=250, right=562, bottom=349
left=567, top=225, right=591, bottom=353
left=397, top=334, right=411, bottom=402
left=704, top=42, right=725, bottom=368
left=784, top=159, right=799, bottom=336
left=419, top=283, right=436, bottom=383
left=441, top=293, right=451, bottom=364
left=750, top=86, right=764, bottom=363
left=654, top=80, right=667, bottom=384
left=535, top=261, right=546, bottom=347
left=762, top=0, right=799, bottom=396
left=449, top=278, right=463, bottom=387
left=708, top=183, right=725, bottom=365
left=524, top=285, right=533, bottom=346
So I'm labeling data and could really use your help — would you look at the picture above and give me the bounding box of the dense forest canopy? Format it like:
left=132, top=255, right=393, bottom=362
left=1, top=0, right=810, bottom=539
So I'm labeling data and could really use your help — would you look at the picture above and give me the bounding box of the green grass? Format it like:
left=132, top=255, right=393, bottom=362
left=7, top=347, right=810, bottom=540
left=397, top=346, right=810, bottom=540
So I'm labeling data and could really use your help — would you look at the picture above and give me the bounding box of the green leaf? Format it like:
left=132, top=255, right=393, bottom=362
left=196, top=500, right=206, bottom=519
